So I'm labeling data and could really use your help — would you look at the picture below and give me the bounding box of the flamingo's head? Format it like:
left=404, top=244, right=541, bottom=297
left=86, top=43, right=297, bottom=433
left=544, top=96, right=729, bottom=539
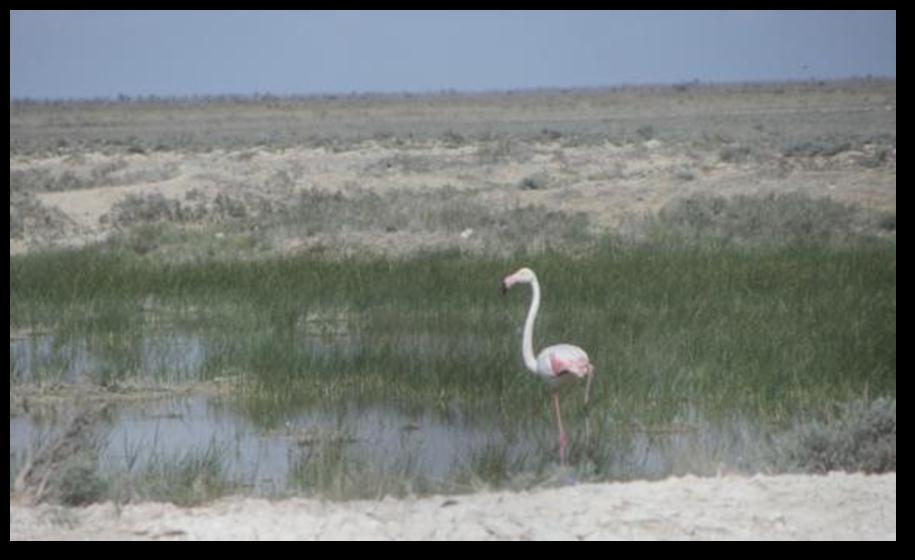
left=501, top=267, right=536, bottom=295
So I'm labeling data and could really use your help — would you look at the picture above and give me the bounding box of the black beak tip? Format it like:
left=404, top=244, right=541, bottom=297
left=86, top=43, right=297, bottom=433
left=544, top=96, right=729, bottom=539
left=500, top=281, right=508, bottom=296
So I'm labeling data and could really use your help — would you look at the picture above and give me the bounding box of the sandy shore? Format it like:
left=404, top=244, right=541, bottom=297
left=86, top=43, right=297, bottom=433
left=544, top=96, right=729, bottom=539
left=10, top=472, right=895, bottom=540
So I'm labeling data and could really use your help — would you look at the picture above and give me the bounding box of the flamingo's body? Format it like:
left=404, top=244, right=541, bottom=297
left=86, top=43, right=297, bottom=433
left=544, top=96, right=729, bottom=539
left=501, top=267, right=594, bottom=465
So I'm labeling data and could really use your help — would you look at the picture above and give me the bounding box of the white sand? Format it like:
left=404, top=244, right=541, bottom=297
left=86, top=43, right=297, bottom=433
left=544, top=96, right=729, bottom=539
left=10, top=472, right=895, bottom=540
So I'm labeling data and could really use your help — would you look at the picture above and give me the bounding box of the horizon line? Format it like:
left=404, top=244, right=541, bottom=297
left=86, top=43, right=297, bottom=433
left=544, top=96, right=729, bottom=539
left=9, top=75, right=896, bottom=105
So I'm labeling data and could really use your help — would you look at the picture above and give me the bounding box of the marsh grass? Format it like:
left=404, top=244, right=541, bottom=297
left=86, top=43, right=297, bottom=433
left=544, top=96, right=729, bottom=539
left=113, top=441, right=233, bottom=505
left=10, top=238, right=896, bottom=499
left=11, top=241, right=895, bottom=411
left=288, top=433, right=436, bottom=500
left=56, top=440, right=234, bottom=506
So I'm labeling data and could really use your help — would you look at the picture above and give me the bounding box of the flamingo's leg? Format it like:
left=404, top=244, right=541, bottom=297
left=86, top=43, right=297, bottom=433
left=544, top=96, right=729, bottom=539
left=584, top=374, right=593, bottom=443
left=553, top=392, right=567, bottom=466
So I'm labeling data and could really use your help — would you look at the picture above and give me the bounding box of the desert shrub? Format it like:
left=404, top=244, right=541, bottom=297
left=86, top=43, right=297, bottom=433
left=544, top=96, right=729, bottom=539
left=9, top=187, right=74, bottom=242
left=13, top=409, right=109, bottom=505
left=476, top=137, right=515, bottom=164
left=287, top=186, right=591, bottom=253
left=636, top=125, right=656, bottom=141
left=213, top=193, right=248, bottom=219
left=719, top=145, right=752, bottom=164
left=877, top=212, right=896, bottom=232
left=10, top=168, right=89, bottom=193
left=783, top=139, right=852, bottom=158
left=441, top=129, right=466, bottom=147
left=656, top=192, right=872, bottom=245
left=366, top=154, right=434, bottom=174
left=778, top=397, right=895, bottom=474
left=107, top=192, right=210, bottom=227
left=55, top=461, right=109, bottom=506
left=518, top=172, right=551, bottom=191
left=109, top=192, right=181, bottom=225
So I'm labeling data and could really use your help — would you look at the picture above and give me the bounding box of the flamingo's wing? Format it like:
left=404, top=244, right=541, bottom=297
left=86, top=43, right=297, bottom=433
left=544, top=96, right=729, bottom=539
left=540, top=344, right=593, bottom=379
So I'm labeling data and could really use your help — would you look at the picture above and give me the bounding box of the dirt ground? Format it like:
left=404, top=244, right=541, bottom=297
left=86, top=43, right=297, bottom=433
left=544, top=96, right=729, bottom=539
left=10, top=472, right=895, bottom=540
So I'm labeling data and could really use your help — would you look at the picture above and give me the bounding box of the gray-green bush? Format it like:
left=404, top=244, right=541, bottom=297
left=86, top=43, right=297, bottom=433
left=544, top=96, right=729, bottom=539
left=778, top=397, right=896, bottom=474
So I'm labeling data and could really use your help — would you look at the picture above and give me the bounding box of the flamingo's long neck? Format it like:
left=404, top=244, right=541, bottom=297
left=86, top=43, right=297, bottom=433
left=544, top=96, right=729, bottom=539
left=522, top=276, right=540, bottom=373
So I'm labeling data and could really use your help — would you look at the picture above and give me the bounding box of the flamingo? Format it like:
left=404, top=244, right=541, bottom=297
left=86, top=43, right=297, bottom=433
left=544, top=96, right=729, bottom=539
left=501, top=267, right=594, bottom=466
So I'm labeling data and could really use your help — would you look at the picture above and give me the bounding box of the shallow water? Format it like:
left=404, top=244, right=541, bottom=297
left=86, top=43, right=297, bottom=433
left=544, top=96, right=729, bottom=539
left=10, top=331, right=772, bottom=496
left=10, top=393, right=528, bottom=491
left=10, top=391, right=770, bottom=498
left=10, top=332, right=209, bottom=381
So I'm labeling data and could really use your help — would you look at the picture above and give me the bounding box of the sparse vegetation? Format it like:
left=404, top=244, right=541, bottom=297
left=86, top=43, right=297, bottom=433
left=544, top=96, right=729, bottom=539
left=655, top=192, right=886, bottom=246
left=718, top=144, right=752, bottom=164
left=115, top=443, right=232, bottom=506
left=784, top=139, right=852, bottom=158
left=518, top=172, right=552, bottom=191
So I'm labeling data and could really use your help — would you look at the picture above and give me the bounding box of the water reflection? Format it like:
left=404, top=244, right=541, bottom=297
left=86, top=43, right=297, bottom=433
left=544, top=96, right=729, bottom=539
left=10, top=390, right=769, bottom=495
left=10, top=333, right=208, bottom=381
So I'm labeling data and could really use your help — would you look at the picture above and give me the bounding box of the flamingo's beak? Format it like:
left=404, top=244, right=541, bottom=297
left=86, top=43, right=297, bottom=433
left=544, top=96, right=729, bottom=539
left=501, top=274, right=517, bottom=295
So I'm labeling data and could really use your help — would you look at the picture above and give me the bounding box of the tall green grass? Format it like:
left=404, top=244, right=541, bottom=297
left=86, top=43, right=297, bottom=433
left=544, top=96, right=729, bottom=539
left=11, top=241, right=895, bottom=420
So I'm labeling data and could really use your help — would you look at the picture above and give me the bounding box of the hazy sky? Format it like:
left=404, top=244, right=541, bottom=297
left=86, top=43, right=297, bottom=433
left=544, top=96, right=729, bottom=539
left=10, top=10, right=896, bottom=100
